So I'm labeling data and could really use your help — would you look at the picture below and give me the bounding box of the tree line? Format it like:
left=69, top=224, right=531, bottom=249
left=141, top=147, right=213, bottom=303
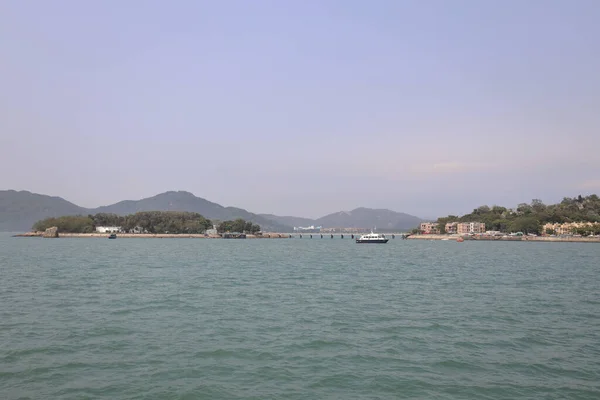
left=32, top=212, right=261, bottom=234
left=434, top=194, right=600, bottom=235
left=216, top=218, right=261, bottom=234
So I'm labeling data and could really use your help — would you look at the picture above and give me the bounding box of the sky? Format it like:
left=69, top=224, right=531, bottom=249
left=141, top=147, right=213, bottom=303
left=1, top=0, right=599, bottom=219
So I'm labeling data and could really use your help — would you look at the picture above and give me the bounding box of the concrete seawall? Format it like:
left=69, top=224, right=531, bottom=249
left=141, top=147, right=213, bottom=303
left=13, top=232, right=293, bottom=239
left=13, top=232, right=600, bottom=243
left=407, top=234, right=600, bottom=243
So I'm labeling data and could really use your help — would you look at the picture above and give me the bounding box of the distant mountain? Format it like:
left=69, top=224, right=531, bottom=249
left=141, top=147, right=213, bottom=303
left=315, top=207, right=422, bottom=231
left=95, top=191, right=291, bottom=232
left=264, top=207, right=423, bottom=231
left=259, top=214, right=316, bottom=228
left=0, top=190, right=87, bottom=232
left=0, top=190, right=291, bottom=232
left=1, top=190, right=423, bottom=233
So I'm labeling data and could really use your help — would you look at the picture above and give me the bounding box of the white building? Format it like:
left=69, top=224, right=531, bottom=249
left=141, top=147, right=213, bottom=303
left=205, top=224, right=218, bottom=235
left=129, top=226, right=147, bottom=234
left=96, top=226, right=122, bottom=233
left=294, top=225, right=322, bottom=231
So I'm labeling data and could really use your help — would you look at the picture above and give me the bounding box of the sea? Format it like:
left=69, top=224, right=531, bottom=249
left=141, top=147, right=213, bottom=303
left=1, top=233, right=599, bottom=399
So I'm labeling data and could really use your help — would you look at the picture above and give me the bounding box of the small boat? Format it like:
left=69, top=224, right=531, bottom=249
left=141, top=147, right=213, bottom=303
left=456, top=237, right=464, bottom=242
left=356, top=231, right=389, bottom=244
left=108, top=233, right=117, bottom=239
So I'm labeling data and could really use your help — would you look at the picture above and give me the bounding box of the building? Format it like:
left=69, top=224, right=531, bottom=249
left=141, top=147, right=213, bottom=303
left=205, top=224, right=218, bottom=236
left=485, top=231, right=502, bottom=236
left=445, top=222, right=458, bottom=234
left=542, top=222, right=599, bottom=235
left=457, top=222, right=485, bottom=234
left=420, top=222, right=440, bottom=234
left=95, top=226, right=122, bottom=233
left=129, top=226, right=147, bottom=234
left=294, top=225, right=322, bottom=232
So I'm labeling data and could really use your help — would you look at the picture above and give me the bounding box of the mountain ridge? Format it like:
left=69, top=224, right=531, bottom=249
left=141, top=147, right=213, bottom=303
left=0, top=190, right=423, bottom=232
left=262, top=208, right=422, bottom=231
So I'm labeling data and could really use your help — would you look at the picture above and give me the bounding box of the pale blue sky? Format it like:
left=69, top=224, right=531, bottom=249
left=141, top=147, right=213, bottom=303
left=1, top=0, right=599, bottom=218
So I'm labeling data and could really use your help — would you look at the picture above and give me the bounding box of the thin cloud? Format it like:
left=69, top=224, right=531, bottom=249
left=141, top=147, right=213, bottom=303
left=578, top=180, right=600, bottom=190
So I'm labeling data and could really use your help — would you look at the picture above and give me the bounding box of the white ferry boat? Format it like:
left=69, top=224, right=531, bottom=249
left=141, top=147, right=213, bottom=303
left=355, top=231, right=389, bottom=244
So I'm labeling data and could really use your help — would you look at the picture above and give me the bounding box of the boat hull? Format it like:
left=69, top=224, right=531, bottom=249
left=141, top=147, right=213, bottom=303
left=355, top=239, right=389, bottom=243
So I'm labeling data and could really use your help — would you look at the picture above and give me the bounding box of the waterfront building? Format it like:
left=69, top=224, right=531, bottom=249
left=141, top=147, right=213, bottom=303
left=542, top=222, right=599, bottom=235
left=445, top=222, right=458, bottom=234
left=457, top=222, right=486, bottom=234
left=420, top=222, right=440, bottom=234
left=95, top=226, right=122, bottom=233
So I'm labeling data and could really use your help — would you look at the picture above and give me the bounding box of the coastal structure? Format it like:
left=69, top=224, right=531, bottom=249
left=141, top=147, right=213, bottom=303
left=294, top=225, right=321, bottom=232
left=129, top=226, right=147, bottom=234
left=485, top=230, right=503, bottom=236
left=420, top=222, right=440, bottom=234
left=445, top=222, right=458, bottom=234
left=205, top=225, right=218, bottom=235
left=320, top=227, right=369, bottom=233
left=95, top=226, right=122, bottom=233
left=457, top=222, right=486, bottom=234
left=542, top=222, right=600, bottom=235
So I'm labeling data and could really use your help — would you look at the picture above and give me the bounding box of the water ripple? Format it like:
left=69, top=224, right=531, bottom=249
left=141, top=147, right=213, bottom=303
left=1, top=236, right=599, bottom=399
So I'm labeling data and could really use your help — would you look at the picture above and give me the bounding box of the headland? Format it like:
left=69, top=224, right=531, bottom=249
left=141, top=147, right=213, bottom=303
left=407, top=234, right=600, bottom=243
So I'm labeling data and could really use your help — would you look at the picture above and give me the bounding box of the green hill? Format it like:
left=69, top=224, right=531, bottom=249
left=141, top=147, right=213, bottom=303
left=0, top=190, right=87, bottom=232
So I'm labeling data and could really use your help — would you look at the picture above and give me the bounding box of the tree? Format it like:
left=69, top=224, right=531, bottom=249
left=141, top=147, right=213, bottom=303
left=477, top=205, right=491, bottom=214
left=491, top=205, right=507, bottom=215
left=33, top=211, right=212, bottom=234
left=531, top=199, right=546, bottom=213
left=517, top=203, right=533, bottom=215
left=33, top=215, right=95, bottom=233
left=217, top=219, right=260, bottom=234
left=510, top=216, right=540, bottom=234
left=439, top=223, right=446, bottom=234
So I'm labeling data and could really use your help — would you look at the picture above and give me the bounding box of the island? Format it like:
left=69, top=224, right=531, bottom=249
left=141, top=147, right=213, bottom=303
left=16, top=212, right=278, bottom=238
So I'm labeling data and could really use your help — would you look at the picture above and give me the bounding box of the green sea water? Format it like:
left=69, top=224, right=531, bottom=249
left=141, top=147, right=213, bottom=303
left=1, top=233, right=599, bottom=399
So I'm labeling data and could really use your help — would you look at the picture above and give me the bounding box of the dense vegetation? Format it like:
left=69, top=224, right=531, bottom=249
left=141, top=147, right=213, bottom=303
left=32, top=212, right=262, bottom=234
left=33, top=215, right=96, bottom=233
left=216, top=218, right=261, bottom=234
left=1, top=189, right=291, bottom=233
left=435, top=194, right=600, bottom=235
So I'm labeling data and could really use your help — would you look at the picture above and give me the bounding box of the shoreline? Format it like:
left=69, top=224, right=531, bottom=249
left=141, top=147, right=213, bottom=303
left=12, top=232, right=600, bottom=242
left=12, top=232, right=293, bottom=239
left=406, top=234, right=600, bottom=243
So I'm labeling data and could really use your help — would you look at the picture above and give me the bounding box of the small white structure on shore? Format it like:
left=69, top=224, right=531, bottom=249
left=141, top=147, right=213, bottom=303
left=205, top=224, right=218, bottom=235
left=129, top=226, right=147, bottom=234
left=96, top=226, right=122, bottom=233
